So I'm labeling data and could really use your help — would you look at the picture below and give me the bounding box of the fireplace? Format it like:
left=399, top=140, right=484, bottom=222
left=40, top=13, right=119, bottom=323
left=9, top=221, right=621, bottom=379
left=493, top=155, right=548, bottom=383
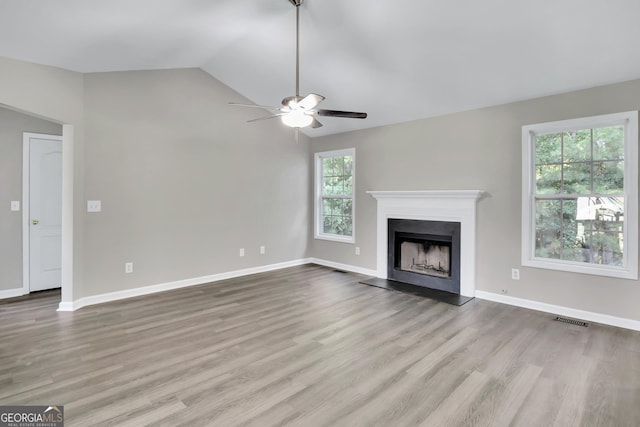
left=367, top=190, right=485, bottom=298
left=388, top=219, right=461, bottom=294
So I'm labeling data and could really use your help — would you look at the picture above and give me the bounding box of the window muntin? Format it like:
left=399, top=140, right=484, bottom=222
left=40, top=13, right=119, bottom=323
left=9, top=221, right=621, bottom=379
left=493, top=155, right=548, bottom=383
left=522, top=112, right=638, bottom=279
left=315, top=149, right=355, bottom=243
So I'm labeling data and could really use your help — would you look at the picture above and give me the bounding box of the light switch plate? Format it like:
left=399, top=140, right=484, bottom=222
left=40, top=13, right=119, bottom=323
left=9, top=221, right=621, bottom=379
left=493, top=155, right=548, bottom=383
left=10, top=201, right=20, bottom=211
left=87, top=200, right=102, bottom=212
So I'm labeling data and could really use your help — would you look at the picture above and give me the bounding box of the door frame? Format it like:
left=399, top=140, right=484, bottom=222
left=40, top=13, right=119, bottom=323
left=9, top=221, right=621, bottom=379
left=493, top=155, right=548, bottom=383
left=22, top=132, right=64, bottom=295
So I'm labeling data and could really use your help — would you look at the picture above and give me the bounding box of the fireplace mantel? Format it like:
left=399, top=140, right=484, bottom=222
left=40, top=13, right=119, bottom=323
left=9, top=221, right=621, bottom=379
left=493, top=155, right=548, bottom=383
left=367, top=190, right=486, bottom=297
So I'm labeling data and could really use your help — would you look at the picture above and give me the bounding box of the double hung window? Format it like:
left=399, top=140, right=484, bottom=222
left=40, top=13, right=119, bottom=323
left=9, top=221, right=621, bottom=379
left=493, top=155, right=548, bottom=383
left=522, top=112, right=638, bottom=279
left=314, top=148, right=355, bottom=243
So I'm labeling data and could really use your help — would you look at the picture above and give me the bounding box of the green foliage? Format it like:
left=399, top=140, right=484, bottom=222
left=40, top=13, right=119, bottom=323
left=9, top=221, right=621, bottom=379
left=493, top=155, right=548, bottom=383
left=535, top=197, right=624, bottom=266
left=535, top=126, right=624, bottom=195
left=322, top=198, right=352, bottom=236
left=323, top=156, right=353, bottom=196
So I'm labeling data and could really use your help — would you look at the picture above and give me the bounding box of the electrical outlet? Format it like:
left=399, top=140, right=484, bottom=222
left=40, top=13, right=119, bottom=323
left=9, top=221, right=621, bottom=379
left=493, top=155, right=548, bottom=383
left=87, top=200, right=102, bottom=212
left=355, top=246, right=361, bottom=255
left=10, top=201, right=20, bottom=211
left=511, top=268, right=520, bottom=280
left=260, top=246, right=265, bottom=254
left=239, top=248, right=245, bottom=257
left=125, top=262, right=133, bottom=274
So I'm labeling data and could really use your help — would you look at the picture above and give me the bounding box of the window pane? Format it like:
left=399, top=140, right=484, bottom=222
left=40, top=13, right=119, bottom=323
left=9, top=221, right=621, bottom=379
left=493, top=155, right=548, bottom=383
left=536, top=199, right=562, bottom=258
left=331, top=177, right=341, bottom=195
left=585, top=231, right=623, bottom=266
left=563, top=162, right=591, bottom=194
left=593, top=161, right=623, bottom=194
left=336, top=199, right=352, bottom=215
left=344, top=156, right=352, bottom=173
left=563, top=130, right=591, bottom=162
left=322, top=199, right=332, bottom=215
left=535, top=196, right=625, bottom=266
left=344, top=175, right=353, bottom=195
left=323, top=216, right=333, bottom=234
left=322, top=214, right=352, bottom=236
left=323, top=177, right=331, bottom=194
left=536, top=199, right=561, bottom=227
left=560, top=200, right=583, bottom=261
left=322, top=155, right=353, bottom=196
left=323, top=158, right=334, bottom=176
left=593, top=126, right=624, bottom=161
left=535, top=133, right=562, bottom=164
left=535, top=228, right=562, bottom=259
left=536, top=164, right=561, bottom=194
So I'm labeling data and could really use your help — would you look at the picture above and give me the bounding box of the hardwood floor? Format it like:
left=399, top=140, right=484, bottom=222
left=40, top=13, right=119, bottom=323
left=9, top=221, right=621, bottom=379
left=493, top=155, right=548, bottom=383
left=1, top=264, right=639, bottom=426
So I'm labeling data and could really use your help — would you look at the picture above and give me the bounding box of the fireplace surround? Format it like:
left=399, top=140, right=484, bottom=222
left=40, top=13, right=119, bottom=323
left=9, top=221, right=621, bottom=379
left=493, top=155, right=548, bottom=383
left=367, top=190, right=485, bottom=297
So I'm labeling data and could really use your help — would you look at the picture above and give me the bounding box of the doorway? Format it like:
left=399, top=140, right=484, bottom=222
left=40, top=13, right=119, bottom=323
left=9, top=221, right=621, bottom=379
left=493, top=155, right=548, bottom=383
left=22, top=132, right=63, bottom=293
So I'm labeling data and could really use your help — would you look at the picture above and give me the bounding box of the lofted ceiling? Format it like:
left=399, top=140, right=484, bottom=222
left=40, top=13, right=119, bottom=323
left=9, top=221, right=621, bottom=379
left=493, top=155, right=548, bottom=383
left=1, top=0, right=640, bottom=137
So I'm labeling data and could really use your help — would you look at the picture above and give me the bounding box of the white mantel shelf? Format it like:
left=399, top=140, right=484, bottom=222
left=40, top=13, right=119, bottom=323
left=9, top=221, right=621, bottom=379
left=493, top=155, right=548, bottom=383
left=367, top=190, right=486, bottom=298
left=367, top=190, right=486, bottom=200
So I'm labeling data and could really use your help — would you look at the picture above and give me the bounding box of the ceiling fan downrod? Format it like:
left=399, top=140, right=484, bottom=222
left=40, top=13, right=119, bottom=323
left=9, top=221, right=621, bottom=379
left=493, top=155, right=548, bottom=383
left=228, top=0, right=366, bottom=132
left=289, top=0, right=303, bottom=98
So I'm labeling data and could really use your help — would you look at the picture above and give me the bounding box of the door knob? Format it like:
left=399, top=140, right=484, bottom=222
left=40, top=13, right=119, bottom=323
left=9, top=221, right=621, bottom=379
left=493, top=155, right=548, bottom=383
left=32, top=219, right=39, bottom=225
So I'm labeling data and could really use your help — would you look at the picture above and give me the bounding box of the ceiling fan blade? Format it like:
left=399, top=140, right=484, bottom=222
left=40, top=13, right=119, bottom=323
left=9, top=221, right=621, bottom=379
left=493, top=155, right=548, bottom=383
left=247, top=113, right=286, bottom=123
left=229, top=102, right=282, bottom=111
left=317, top=109, right=367, bottom=119
left=298, top=93, right=325, bottom=110
left=311, top=118, right=323, bottom=128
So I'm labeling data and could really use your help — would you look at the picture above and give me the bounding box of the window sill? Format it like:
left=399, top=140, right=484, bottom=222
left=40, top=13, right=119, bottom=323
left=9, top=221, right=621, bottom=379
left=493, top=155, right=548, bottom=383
left=522, top=257, right=638, bottom=280
left=314, top=233, right=355, bottom=244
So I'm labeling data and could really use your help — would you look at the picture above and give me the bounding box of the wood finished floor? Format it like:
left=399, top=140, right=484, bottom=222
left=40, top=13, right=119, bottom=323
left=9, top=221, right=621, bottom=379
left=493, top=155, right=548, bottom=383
left=1, top=264, right=639, bottom=426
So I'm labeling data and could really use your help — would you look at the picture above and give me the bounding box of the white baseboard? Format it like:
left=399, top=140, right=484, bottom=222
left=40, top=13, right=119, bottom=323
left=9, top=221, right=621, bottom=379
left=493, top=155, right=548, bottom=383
left=0, top=288, right=25, bottom=300
left=308, top=258, right=378, bottom=277
left=475, top=290, right=640, bottom=332
left=57, top=302, right=75, bottom=312
left=57, top=259, right=310, bottom=312
left=34, top=259, right=640, bottom=332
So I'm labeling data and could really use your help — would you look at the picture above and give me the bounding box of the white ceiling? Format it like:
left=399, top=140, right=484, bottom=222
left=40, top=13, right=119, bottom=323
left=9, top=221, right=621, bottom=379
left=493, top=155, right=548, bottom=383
left=2, top=0, right=640, bottom=137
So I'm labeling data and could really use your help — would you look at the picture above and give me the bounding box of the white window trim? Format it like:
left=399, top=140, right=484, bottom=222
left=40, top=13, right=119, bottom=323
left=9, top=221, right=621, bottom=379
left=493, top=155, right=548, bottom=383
left=521, top=111, right=638, bottom=279
left=314, top=148, right=355, bottom=243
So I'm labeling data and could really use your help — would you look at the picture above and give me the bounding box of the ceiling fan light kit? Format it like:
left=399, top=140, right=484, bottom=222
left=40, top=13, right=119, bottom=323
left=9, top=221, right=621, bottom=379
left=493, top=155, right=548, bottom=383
left=281, top=109, right=313, bottom=127
left=230, top=0, right=367, bottom=132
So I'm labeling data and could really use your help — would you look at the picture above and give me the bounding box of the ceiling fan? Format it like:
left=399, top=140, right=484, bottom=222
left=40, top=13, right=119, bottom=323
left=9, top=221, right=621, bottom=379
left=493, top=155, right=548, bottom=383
left=230, top=0, right=367, bottom=135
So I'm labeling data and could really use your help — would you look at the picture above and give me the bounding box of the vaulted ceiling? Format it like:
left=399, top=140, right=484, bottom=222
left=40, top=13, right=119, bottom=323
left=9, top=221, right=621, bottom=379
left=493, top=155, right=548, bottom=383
left=2, top=0, right=640, bottom=136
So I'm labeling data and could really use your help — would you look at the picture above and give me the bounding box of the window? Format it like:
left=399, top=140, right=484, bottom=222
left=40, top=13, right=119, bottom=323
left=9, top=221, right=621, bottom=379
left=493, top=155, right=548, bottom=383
left=315, top=148, right=355, bottom=243
left=522, top=111, right=638, bottom=279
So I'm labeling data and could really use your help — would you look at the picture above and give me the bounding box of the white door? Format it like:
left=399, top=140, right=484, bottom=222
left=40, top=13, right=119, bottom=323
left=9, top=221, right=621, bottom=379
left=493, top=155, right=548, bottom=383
left=28, top=134, right=62, bottom=292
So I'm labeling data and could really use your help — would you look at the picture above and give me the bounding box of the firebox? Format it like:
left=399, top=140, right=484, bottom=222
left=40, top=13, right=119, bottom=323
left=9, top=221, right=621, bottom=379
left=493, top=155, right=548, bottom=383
left=388, top=219, right=461, bottom=294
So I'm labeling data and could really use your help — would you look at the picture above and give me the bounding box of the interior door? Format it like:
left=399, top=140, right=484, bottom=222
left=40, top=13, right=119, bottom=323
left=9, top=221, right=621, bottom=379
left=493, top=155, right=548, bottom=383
left=29, top=135, right=63, bottom=292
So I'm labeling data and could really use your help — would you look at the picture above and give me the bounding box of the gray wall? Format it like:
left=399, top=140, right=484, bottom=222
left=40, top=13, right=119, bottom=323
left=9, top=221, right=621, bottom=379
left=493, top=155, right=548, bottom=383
left=0, top=56, right=85, bottom=303
left=0, top=107, right=62, bottom=291
left=309, top=79, right=640, bottom=322
left=2, top=54, right=639, bottom=323
left=82, top=69, right=309, bottom=296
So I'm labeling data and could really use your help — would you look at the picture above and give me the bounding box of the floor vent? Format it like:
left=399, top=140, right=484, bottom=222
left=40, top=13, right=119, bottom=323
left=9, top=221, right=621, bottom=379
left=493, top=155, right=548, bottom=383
left=332, top=269, right=349, bottom=274
left=554, top=316, right=589, bottom=327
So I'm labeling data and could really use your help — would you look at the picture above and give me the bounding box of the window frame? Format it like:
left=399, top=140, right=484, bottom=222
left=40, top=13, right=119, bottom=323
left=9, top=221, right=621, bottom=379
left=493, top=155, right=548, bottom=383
left=314, top=148, right=355, bottom=243
left=521, top=111, right=638, bottom=279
